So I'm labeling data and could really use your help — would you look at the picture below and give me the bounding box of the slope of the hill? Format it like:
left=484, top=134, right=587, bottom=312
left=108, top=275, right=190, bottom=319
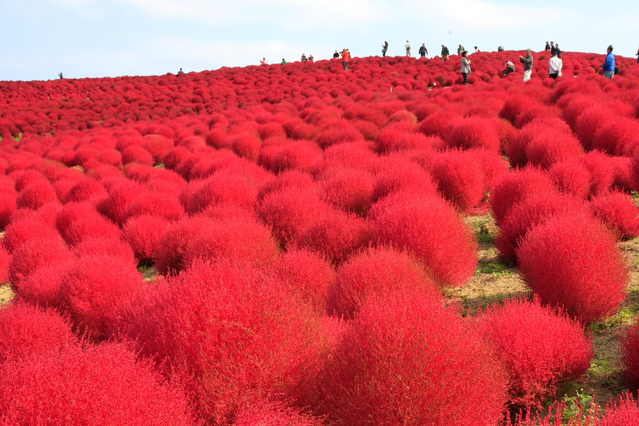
left=1, top=51, right=639, bottom=424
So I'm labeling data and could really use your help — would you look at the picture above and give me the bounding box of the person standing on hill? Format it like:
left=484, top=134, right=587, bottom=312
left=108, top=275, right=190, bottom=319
left=301, top=53, right=308, bottom=62
left=281, top=58, right=287, bottom=65
left=419, top=44, right=428, bottom=58
left=545, top=41, right=550, bottom=51
left=519, top=49, right=533, bottom=82
left=636, top=47, right=639, bottom=63
left=460, top=51, right=471, bottom=84
left=382, top=41, right=388, bottom=57
left=260, top=58, right=266, bottom=65
left=405, top=41, right=411, bottom=57
left=333, top=50, right=340, bottom=58
left=441, top=44, right=450, bottom=62
left=548, top=52, right=562, bottom=79
left=457, top=45, right=465, bottom=55
left=341, top=48, right=351, bottom=71
left=602, top=45, right=615, bottom=78
left=555, top=44, right=562, bottom=58
left=58, top=72, right=64, bottom=79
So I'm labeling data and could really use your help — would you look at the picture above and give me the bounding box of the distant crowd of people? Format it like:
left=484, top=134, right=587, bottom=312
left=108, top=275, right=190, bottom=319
left=252, top=41, right=638, bottom=84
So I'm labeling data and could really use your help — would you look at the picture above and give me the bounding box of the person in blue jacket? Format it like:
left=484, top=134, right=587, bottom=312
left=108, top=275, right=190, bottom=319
left=602, top=45, right=615, bottom=78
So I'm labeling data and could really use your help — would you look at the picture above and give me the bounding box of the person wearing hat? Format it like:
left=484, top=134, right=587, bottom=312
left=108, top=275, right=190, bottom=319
left=602, top=45, right=615, bottom=78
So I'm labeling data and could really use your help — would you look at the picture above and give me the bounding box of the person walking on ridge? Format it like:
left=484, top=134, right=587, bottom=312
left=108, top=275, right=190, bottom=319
left=460, top=51, right=471, bottom=84
left=602, top=45, right=615, bottom=78
left=341, top=48, right=351, bottom=71
left=382, top=41, right=388, bottom=57
left=441, top=44, right=450, bottom=62
left=419, top=43, right=428, bottom=58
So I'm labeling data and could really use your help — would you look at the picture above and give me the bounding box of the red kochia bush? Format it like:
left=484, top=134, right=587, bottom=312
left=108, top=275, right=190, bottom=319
left=525, top=131, right=584, bottom=170
left=257, top=186, right=331, bottom=246
left=320, top=168, right=375, bottom=216
left=430, top=149, right=486, bottom=212
left=122, top=191, right=184, bottom=223
left=271, top=248, right=335, bottom=314
left=600, top=394, right=639, bottom=426
left=592, top=117, right=639, bottom=156
left=3, top=217, right=62, bottom=253
left=15, top=181, right=57, bottom=210
left=319, top=292, right=508, bottom=425
left=0, top=302, right=77, bottom=364
left=477, top=297, right=593, bottom=407
left=495, top=193, right=589, bottom=263
left=234, top=400, right=324, bottom=426
left=446, top=117, right=501, bottom=152
left=371, top=194, right=477, bottom=287
left=295, top=209, right=371, bottom=265
left=59, top=255, right=146, bottom=340
left=549, top=159, right=592, bottom=198
left=153, top=216, right=214, bottom=275
left=0, top=343, right=197, bottom=425
left=8, top=238, right=74, bottom=288
left=327, top=246, right=439, bottom=319
left=490, top=167, right=557, bottom=226
left=621, top=323, right=639, bottom=391
left=122, top=260, right=324, bottom=424
left=517, top=214, right=628, bottom=324
left=122, top=215, right=170, bottom=263
left=590, top=191, right=639, bottom=240
left=183, top=172, right=259, bottom=214
left=184, top=218, right=280, bottom=268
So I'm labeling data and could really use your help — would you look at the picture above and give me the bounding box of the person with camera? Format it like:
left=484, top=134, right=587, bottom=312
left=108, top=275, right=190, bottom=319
left=519, top=49, right=533, bottom=82
left=460, top=51, right=471, bottom=85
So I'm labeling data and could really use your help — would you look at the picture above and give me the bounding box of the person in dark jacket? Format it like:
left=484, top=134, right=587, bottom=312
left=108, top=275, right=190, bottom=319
left=419, top=44, right=428, bottom=58
left=555, top=44, right=562, bottom=58
left=382, top=41, right=388, bottom=57
left=333, top=50, right=340, bottom=58
left=460, top=51, right=471, bottom=84
left=602, top=45, right=615, bottom=78
left=441, top=44, right=450, bottom=62
left=545, top=41, right=550, bottom=51
left=636, top=47, right=639, bottom=63
left=519, top=49, right=533, bottom=81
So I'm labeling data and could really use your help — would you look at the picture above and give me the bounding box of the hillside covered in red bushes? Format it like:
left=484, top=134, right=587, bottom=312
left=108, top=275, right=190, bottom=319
left=2, top=50, right=639, bottom=424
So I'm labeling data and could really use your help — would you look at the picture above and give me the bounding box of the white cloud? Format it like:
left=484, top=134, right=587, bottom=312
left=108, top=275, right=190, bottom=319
left=111, top=0, right=389, bottom=29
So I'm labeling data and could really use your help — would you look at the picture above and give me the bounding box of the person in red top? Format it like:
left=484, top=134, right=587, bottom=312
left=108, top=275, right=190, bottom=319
left=341, top=48, right=350, bottom=71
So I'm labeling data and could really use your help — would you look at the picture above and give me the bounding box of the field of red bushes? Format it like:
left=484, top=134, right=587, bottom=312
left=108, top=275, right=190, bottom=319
left=2, top=49, right=639, bottom=424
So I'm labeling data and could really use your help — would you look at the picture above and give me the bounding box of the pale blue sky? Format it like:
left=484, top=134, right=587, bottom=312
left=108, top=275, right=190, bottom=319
left=2, top=0, right=638, bottom=81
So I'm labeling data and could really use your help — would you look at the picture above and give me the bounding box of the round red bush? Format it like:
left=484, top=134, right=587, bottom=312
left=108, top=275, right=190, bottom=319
left=3, top=217, right=62, bottom=253
left=8, top=238, right=74, bottom=288
left=0, top=343, right=197, bottom=425
left=371, top=194, right=477, bottom=287
left=490, top=167, right=557, bottom=226
left=184, top=218, right=280, bottom=268
left=122, top=260, right=324, bottom=424
left=430, top=149, right=486, bottom=212
left=122, top=215, right=170, bottom=263
left=327, top=246, right=439, bottom=319
left=319, top=291, right=508, bottom=425
left=0, top=302, right=76, bottom=364
left=495, top=192, right=590, bottom=263
left=517, top=214, right=629, bottom=324
left=16, top=181, right=57, bottom=210
left=271, top=248, right=335, bottom=314
left=477, top=297, right=593, bottom=407
left=59, top=255, right=146, bottom=340
left=590, top=191, right=639, bottom=240
left=446, top=117, right=501, bottom=152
